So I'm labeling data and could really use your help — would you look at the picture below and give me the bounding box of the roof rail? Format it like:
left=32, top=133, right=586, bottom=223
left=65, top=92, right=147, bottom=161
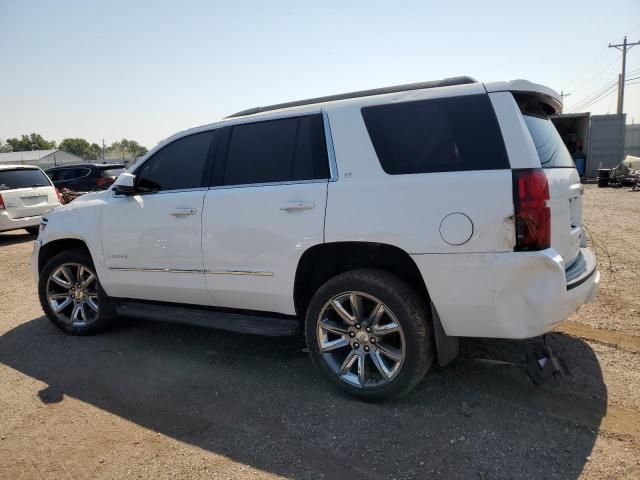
left=226, top=76, right=478, bottom=118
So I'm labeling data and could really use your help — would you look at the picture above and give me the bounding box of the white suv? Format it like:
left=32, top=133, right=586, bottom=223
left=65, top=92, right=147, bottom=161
left=0, top=165, right=60, bottom=234
left=32, top=77, right=599, bottom=401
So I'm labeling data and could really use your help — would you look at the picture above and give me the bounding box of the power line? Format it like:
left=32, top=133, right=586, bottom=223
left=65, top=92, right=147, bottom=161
left=566, top=79, right=618, bottom=112
left=566, top=80, right=618, bottom=113
left=568, top=85, right=618, bottom=113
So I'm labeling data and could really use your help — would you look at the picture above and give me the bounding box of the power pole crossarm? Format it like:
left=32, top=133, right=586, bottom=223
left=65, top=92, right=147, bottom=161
left=609, top=36, right=640, bottom=114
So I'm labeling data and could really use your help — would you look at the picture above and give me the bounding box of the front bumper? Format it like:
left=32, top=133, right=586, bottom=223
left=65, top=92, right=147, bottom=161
left=32, top=239, right=42, bottom=283
left=412, top=247, right=599, bottom=339
left=0, top=212, right=41, bottom=233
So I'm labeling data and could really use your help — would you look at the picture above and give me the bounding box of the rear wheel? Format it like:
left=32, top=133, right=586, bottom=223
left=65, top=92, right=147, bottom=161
left=38, top=249, right=115, bottom=335
left=305, top=269, right=433, bottom=401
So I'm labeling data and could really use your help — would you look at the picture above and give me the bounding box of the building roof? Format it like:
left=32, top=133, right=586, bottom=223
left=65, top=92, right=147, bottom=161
left=0, top=149, right=86, bottom=164
left=0, top=149, right=60, bottom=163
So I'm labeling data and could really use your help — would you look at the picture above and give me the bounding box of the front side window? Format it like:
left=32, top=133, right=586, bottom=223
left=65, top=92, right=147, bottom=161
left=223, top=114, right=329, bottom=186
left=361, top=94, right=509, bottom=174
left=136, top=130, right=215, bottom=192
left=0, top=168, right=50, bottom=190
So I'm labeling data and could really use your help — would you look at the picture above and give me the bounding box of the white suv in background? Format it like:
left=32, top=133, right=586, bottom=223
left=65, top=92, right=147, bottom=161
left=0, top=165, right=60, bottom=234
left=32, top=77, right=599, bottom=401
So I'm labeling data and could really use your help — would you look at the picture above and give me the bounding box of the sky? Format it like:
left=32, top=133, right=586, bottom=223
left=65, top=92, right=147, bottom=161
left=1, top=0, right=639, bottom=149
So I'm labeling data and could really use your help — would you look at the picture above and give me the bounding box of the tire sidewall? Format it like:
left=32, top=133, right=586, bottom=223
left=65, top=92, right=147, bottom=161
left=305, top=269, right=433, bottom=401
left=38, top=249, right=113, bottom=335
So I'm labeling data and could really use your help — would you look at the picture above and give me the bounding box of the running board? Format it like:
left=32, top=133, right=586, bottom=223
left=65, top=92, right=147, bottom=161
left=113, top=301, right=300, bottom=337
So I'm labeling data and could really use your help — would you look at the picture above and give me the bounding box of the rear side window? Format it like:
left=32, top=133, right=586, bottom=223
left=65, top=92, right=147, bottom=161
left=522, top=115, right=574, bottom=168
left=223, top=114, right=329, bottom=186
left=361, top=94, right=509, bottom=174
left=0, top=169, right=50, bottom=190
left=136, top=130, right=215, bottom=192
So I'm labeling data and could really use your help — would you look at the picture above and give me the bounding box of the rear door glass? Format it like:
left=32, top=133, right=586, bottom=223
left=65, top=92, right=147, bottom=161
left=361, top=94, right=509, bottom=174
left=0, top=169, right=51, bottom=190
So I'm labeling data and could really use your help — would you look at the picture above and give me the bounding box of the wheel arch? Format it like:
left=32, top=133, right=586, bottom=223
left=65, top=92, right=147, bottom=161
left=294, top=241, right=429, bottom=316
left=293, top=241, right=458, bottom=366
left=38, top=237, right=92, bottom=274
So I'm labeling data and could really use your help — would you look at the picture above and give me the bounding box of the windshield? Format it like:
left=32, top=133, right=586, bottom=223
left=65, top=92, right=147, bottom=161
left=0, top=168, right=51, bottom=190
left=523, top=115, right=575, bottom=168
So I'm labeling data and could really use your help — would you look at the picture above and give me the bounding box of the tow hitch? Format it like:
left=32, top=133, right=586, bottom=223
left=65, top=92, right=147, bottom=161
left=472, top=335, right=570, bottom=385
left=525, top=335, right=571, bottom=385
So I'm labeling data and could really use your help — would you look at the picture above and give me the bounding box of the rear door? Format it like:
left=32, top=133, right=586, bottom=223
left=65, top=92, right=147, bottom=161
left=0, top=168, right=58, bottom=218
left=202, top=113, right=330, bottom=314
left=517, top=96, right=582, bottom=265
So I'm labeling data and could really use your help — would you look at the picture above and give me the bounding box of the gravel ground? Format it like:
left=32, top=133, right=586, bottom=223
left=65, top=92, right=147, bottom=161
left=0, top=184, right=639, bottom=480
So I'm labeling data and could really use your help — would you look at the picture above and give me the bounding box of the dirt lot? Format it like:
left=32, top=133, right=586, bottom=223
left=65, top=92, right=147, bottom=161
left=0, top=184, right=639, bottom=480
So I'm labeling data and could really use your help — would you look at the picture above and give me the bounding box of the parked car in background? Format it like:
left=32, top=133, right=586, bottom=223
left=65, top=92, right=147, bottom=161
left=45, top=163, right=126, bottom=192
left=0, top=165, right=60, bottom=234
left=33, top=77, right=599, bottom=401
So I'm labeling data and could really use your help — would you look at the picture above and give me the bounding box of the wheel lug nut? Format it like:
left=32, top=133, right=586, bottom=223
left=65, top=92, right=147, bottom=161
left=353, top=342, right=359, bottom=349
left=349, top=332, right=355, bottom=338
left=364, top=346, right=370, bottom=352
left=370, top=337, right=376, bottom=344
left=356, top=324, right=361, bottom=330
left=366, top=327, right=371, bottom=333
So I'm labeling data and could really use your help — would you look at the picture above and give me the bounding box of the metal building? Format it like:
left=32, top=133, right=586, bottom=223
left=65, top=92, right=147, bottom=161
left=0, top=149, right=85, bottom=170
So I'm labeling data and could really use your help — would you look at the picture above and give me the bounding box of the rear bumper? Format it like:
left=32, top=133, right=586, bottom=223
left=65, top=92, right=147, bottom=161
left=413, top=247, right=599, bottom=339
left=0, top=212, right=41, bottom=232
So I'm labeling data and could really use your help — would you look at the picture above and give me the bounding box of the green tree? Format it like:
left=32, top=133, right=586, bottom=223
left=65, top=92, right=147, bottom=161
left=0, top=139, right=12, bottom=153
left=108, top=138, right=148, bottom=159
left=59, top=138, right=98, bottom=159
left=90, top=143, right=102, bottom=160
left=5, top=133, right=56, bottom=151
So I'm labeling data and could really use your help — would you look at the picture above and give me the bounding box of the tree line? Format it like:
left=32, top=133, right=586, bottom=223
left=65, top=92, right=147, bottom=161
left=0, top=133, right=148, bottom=160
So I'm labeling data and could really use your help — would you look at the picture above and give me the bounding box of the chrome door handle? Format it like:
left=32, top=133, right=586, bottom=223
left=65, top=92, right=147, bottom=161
left=171, top=208, right=197, bottom=216
left=279, top=201, right=315, bottom=212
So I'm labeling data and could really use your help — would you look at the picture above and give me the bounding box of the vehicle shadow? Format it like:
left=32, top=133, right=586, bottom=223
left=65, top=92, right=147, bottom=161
left=0, top=230, right=36, bottom=247
left=0, top=317, right=605, bottom=479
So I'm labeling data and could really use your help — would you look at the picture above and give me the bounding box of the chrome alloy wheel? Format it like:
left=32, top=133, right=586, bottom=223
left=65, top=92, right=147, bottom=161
left=46, top=263, right=99, bottom=327
left=316, top=291, right=406, bottom=388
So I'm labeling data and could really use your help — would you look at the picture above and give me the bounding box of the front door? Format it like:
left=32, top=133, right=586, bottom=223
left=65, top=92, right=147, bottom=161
left=202, top=113, right=331, bottom=315
left=101, top=129, right=217, bottom=306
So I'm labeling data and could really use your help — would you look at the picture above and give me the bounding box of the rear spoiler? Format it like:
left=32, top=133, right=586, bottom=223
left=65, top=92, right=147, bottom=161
left=484, top=80, right=562, bottom=115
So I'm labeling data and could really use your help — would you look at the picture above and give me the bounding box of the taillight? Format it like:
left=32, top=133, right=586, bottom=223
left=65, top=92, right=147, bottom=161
left=0, top=194, right=4, bottom=210
left=96, top=177, right=114, bottom=187
left=513, top=169, right=550, bottom=251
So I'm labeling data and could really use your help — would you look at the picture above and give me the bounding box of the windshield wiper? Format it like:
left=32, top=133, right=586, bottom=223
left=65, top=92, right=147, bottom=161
left=30, top=183, right=47, bottom=187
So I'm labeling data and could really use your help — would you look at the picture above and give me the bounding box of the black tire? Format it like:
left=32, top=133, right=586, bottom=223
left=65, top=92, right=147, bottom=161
left=25, top=226, right=39, bottom=235
left=38, top=248, right=116, bottom=335
left=305, top=268, right=433, bottom=402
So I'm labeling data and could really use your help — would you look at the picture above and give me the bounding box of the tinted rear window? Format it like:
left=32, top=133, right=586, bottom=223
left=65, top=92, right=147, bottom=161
left=522, top=115, right=574, bottom=168
left=0, top=169, right=50, bottom=190
left=361, top=94, right=509, bottom=174
left=101, top=168, right=126, bottom=177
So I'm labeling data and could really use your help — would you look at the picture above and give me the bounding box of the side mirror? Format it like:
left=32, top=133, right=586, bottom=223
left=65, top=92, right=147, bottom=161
left=112, top=172, right=136, bottom=195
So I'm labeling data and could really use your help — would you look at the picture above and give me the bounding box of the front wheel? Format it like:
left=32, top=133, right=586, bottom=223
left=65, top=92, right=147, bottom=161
left=38, top=248, right=115, bottom=335
left=305, top=269, right=434, bottom=402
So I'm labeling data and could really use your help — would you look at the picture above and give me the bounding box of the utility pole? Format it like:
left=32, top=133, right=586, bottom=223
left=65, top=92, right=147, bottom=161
left=102, top=139, right=106, bottom=161
left=560, top=90, right=571, bottom=102
left=609, top=35, right=640, bottom=114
